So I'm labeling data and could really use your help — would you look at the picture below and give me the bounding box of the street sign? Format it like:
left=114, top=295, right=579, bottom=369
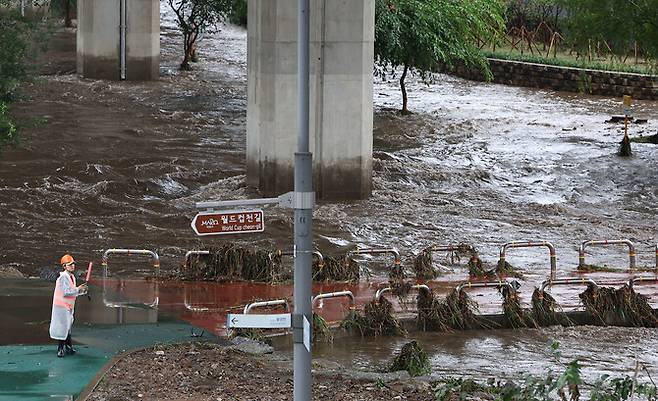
left=191, top=209, right=264, bottom=236
left=226, top=313, right=291, bottom=329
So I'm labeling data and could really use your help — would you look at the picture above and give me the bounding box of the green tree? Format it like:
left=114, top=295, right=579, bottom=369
left=374, top=0, right=505, bottom=113
left=0, top=1, right=30, bottom=150
left=0, top=0, right=52, bottom=151
left=50, top=0, right=77, bottom=28
left=561, top=0, right=658, bottom=62
left=227, top=0, right=247, bottom=27
left=167, top=0, right=232, bottom=70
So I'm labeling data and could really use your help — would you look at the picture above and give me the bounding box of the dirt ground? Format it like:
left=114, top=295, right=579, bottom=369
left=85, top=342, right=436, bottom=401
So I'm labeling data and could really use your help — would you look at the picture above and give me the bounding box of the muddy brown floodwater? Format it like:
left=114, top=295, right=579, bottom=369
left=2, top=5, right=657, bottom=281
left=2, top=2, right=658, bottom=397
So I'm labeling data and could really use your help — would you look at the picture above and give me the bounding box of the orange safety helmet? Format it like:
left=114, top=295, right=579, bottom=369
left=60, top=254, right=75, bottom=266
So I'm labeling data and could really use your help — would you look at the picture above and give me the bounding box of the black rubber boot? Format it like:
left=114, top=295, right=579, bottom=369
left=65, top=334, right=76, bottom=355
left=57, top=341, right=65, bottom=358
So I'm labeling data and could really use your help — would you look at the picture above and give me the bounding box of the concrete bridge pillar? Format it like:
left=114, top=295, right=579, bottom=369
left=247, top=0, right=374, bottom=200
left=77, top=0, right=159, bottom=80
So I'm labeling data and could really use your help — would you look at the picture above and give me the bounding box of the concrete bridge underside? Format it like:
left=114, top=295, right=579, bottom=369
left=76, top=0, right=374, bottom=200
left=247, top=0, right=374, bottom=200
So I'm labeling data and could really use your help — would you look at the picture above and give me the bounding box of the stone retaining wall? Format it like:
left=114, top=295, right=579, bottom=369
left=452, top=58, right=658, bottom=100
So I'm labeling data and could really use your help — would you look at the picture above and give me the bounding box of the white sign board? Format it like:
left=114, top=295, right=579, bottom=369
left=303, top=315, right=311, bottom=352
left=226, top=313, right=291, bottom=329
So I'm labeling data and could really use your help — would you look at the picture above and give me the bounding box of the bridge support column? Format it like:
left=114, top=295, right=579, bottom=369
left=77, top=0, right=159, bottom=80
left=247, top=0, right=374, bottom=200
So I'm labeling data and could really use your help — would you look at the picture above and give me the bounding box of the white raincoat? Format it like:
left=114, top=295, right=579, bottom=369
left=49, top=271, right=81, bottom=340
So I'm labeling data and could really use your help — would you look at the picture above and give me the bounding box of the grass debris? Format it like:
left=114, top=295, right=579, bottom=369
left=313, top=313, right=333, bottom=343
left=341, top=297, right=406, bottom=337
left=631, top=133, right=658, bottom=144
left=413, top=244, right=481, bottom=279
left=313, top=255, right=359, bottom=282
left=182, top=244, right=283, bottom=282
left=468, top=258, right=522, bottom=279
left=577, top=263, right=620, bottom=272
left=232, top=328, right=265, bottom=342
left=501, top=286, right=533, bottom=328
left=531, top=288, right=569, bottom=327
left=417, top=288, right=483, bottom=331
left=580, top=284, right=658, bottom=327
left=388, top=341, right=431, bottom=377
left=619, top=134, right=632, bottom=157
left=413, top=248, right=436, bottom=279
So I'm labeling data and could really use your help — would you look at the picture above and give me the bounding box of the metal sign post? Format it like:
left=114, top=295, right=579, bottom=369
left=293, top=0, right=313, bottom=400
left=194, top=1, right=314, bottom=398
left=623, top=95, right=632, bottom=139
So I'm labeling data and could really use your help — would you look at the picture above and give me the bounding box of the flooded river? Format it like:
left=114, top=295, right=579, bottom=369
left=311, top=325, right=658, bottom=385
left=1, top=1, right=657, bottom=383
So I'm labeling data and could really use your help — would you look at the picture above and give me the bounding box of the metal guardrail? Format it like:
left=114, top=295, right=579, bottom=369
left=101, top=249, right=160, bottom=308
left=373, top=284, right=430, bottom=302
left=184, top=250, right=211, bottom=268
left=539, top=278, right=598, bottom=293
left=312, top=291, right=355, bottom=308
left=456, top=280, right=520, bottom=293
left=578, top=239, right=636, bottom=270
left=270, top=249, right=324, bottom=266
left=348, top=248, right=401, bottom=267
left=183, top=284, right=224, bottom=312
left=500, top=240, right=557, bottom=280
left=422, top=244, right=478, bottom=270
left=244, top=299, right=290, bottom=314
left=628, top=276, right=658, bottom=289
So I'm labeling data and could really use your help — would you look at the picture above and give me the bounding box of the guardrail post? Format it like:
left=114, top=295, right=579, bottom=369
left=499, top=241, right=556, bottom=280
left=578, top=239, right=636, bottom=270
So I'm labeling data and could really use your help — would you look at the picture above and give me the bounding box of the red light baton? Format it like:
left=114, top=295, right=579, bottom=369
left=85, top=261, right=93, bottom=282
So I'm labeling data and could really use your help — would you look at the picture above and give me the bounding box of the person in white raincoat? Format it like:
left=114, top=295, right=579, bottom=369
left=49, top=254, right=87, bottom=357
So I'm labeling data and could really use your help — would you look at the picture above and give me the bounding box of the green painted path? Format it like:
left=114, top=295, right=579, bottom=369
left=0, top=345, right=107, bottom=401
left=0, top=322, right=220, bottom=401
left=0, top=278, right=221, bottom=400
